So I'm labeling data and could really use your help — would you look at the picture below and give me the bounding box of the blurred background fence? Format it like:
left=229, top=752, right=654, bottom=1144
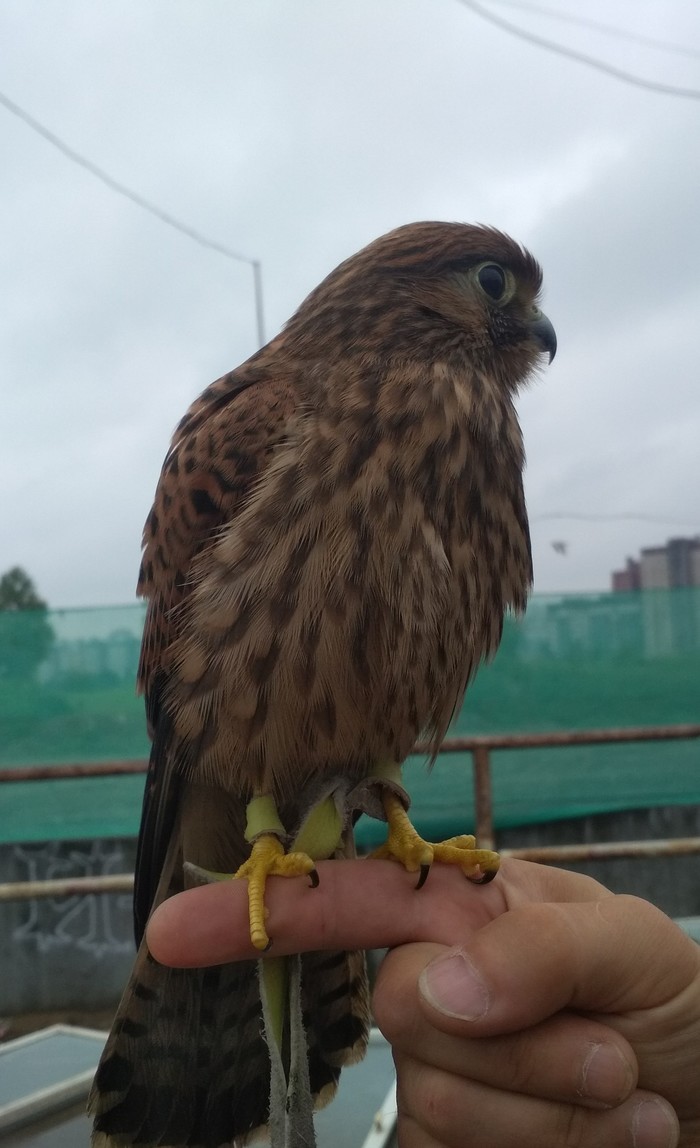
left=2, top=588, right=699, bottom=1015
left=2, top=588, right=699, bottom=847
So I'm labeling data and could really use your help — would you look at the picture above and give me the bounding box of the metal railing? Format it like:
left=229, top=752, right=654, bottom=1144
left=418, top=724, right=700, bottom=853
left=1, top=723, right=699, bottom=902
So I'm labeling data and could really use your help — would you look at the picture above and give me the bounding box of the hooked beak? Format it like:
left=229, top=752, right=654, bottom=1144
left=529, top=309, right=557, bottom=363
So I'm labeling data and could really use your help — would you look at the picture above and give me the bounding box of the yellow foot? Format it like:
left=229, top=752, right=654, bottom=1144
left=371, top=793, right=500, bottom=888
left=233, top=834, right=319, bottom=951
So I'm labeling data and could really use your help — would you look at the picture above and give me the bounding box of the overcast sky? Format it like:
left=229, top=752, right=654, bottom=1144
left=3, top=1, right=699, bottom=608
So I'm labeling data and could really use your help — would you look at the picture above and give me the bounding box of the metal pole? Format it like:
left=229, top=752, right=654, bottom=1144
left=472, top=744, right=495, bottom=852
left=5, top=835, right=700, bottom=900
left=252, top=259, right=266, bottom=347
left=417, top=723, right=700, bottom=754
left=3, top=725, right=699, bottom=784
left=0, top=874, right=134, bottom=902
left=502, top=838, right=700, bottom=863
left=1, top=760, right=148, bottom=782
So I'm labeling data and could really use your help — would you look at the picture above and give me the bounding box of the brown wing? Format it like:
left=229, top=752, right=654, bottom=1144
left=133, top=358, right=296, bottom=940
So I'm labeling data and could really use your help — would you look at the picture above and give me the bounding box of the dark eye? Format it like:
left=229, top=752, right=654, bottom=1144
left=477, top=263, right=507, bottom=301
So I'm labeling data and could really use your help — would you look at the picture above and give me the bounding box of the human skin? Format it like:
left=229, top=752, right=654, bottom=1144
left=147, top=858, right=700, bottom=1147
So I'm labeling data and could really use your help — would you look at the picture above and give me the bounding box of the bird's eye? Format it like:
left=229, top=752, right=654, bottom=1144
left=476, top=263, right=507, bottom=301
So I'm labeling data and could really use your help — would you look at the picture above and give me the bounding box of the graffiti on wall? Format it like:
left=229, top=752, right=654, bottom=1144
left=11, top=839, right=134, bottom=958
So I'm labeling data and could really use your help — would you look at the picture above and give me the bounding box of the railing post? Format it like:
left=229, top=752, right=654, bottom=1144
left=472, top=744, right=495, bottom=852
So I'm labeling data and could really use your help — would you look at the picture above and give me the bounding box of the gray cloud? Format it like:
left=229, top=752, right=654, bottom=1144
left=2, top=0, right=698, bottom=605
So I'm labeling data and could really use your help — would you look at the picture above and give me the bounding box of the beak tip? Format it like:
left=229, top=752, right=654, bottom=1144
left=530, top=311, right=557, bottom=364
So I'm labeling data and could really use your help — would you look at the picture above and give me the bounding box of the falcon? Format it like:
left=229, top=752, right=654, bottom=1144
left=90, top=221, right=556, bottom=1147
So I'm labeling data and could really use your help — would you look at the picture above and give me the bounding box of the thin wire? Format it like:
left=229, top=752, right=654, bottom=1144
left=454, top=0, right=700, bottom=100
left=0, top=88, right=266, bottom=343
left=533, top=513, right=699, bottom=528
left=0, top=89, right=256, bottom=266
left=484, top=0, right=700, bottom=61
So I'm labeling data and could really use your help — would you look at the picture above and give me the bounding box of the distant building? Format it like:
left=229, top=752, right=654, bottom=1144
left=612, top=558, right=641, bottom=592
left=611, top=537, right=700, bottom=655
left=612, top=537, right=700, bottom=591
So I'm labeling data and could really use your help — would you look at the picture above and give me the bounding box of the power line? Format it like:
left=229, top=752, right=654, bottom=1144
left=0, top=88, right=266, bottom=344
left=454, top=0, right=700, bottom=100
left=484, top=0, right=700, bottom=60
left=533, top=513, right=699, bottom=528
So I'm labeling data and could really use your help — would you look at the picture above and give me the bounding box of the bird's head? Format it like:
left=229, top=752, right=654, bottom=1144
left=285, top=221, right=556, bottom=388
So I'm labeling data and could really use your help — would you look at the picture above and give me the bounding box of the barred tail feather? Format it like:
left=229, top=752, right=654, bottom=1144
left=89, top=942, right=270, bottom=1147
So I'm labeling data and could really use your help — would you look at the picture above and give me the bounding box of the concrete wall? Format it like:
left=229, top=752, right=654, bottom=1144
left=2, top=805, right=699, bottom=1014
left=498, top=804, right=700, bottom=919
left=1, top=837, right=137, bottom=1014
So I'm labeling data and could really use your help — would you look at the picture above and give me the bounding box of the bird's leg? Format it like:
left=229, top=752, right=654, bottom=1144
left=187, top=792, right=347, bottom=951
left=185, top=794, right=321, bottom=951
left=370, top=780, right=500, bottom=888
left=234, top=794, right=325, bottom=951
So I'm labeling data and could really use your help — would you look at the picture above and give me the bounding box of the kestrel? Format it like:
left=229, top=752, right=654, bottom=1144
left=90, top=221, right=556, bottom=1147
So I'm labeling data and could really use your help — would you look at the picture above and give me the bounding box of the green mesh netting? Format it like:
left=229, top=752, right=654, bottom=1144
left=1, top=590, right=698, bottom=845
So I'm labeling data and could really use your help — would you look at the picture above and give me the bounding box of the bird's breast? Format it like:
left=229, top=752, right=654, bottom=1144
left=169, top=373, right=530, bottom=798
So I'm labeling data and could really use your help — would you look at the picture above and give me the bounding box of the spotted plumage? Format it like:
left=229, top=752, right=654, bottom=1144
left=90, top=221, right=555, bottom=1147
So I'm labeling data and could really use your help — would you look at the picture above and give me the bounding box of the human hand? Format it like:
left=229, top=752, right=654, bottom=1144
left=147, top=857, right=700, bottom=1147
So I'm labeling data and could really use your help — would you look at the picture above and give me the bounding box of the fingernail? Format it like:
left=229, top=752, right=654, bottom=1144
left=631, top=1099, right=679, bottom=1148
left=580, top=1042, right=634, bottom=1107
left=419, top=949, right=490, bottom=1020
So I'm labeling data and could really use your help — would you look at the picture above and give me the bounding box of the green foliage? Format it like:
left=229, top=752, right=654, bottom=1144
left=0, top=567, right=54, bottom=681
left=0, top=566, right=47, bottom=610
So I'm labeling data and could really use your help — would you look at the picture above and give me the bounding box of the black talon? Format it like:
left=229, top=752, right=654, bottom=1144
left=308, top=868, right=320, bottom=889
left=263, top=937, right=273, bottom=953
left=416, top=863, right=431, bottom=890
left=468, top=868, right=498, bottom=885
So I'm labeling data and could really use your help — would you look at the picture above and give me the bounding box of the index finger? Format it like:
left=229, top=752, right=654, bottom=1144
left=146, top=856, right=607, bottom=966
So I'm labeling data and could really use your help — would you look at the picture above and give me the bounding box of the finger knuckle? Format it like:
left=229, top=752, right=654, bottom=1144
left=403, top=1063, right=457, bottom=1141
left=558, top=1103, right=590, bottom=1148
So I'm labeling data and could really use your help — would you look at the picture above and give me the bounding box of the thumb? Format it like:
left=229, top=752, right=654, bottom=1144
left=417, top=897, right=696, bottom=1037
